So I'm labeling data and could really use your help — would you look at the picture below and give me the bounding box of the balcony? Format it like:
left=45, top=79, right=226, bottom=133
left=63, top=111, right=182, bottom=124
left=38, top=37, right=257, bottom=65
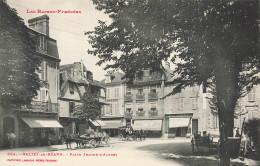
left=97, top=96, right=106, bottom=103
left=13, top=101, right=59, bottom=113
left=136, top=93, right=145, bottom=101
left=148, top=92, right=158, bottom=100
left=124, top=94, right=133, bottom=102
left=125, top=111, right=133, bottom=119
left=148, top=110, right=158, bottom=117
left=136, top=111, right=145, bottom=117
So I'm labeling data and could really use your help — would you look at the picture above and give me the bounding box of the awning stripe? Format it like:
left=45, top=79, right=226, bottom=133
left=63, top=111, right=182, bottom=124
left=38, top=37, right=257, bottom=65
left=101, top=120, right=123, bottom=129
left=96, top=120, right=106, bottom=126
left=169, top=118, right=190, bottom=128
left=89, top=119, right=100, bottom=126
left=21, top=117, right=63, bottom=128
left=132, top=120, right=162, bottom=130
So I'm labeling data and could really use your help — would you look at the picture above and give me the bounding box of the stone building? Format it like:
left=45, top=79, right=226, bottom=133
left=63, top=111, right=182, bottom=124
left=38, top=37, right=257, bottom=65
left=59, top=62, right=105, bottom=135
left=0, top=15, right=62, bottom=148
left=99, top=72, right=125, bottom=137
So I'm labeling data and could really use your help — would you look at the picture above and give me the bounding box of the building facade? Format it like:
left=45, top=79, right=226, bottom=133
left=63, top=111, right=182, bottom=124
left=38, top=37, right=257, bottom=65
left=0, top=15, right=62, bottom=148
left=99, top=72, right=125, bottom=137
left=59, top=62, right=105, bottom=136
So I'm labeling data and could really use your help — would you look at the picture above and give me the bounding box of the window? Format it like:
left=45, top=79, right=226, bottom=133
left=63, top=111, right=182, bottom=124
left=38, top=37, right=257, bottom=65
left=150, top=103, right=157, bottom=110
left=177, top=98, right=184, bottom=109
left=150, top=86, right=156, bottom=93
left=137, top=89, right=143, bottom=95
left=38, top=36, right=46, bottom=51
left=138, top=108, right=143, bottom=112
left=106, top=88, right=110, bottom=99
left=213, top=115, right=219, bottom=129
left=115, top=87, right=119, bottom=98
left=136, top=71, right=144, bottom=80
left=248, top=87, right=256, bottom=101
left=41, top=89, right=48, bottom=102
left=69, top=83, right=74, bottom=94
left=126, top=108, right=132, bottom=113
left=126, top=87, right=131, bottom=95
left=115, top=103, right=119, bottom=114
left=69, top=102, right=75, bottom=113
left=151, top=107, right=157, bottom=112
left=191, top=98, right=196, bottom=109
left=105, top=104, right=112, bottom=114
left=40, top=61, right=48, bottom=81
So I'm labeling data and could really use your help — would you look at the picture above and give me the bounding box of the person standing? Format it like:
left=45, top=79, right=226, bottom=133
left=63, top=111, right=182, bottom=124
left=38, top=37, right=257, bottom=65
left=41, top=131, right=46, bottom=146
left=7, top=132, right=16, bottom=148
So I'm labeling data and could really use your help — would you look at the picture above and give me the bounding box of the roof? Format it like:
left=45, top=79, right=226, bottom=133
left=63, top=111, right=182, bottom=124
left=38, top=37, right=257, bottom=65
left=60, top=63, right=91, bottom=74
left=60, top=62, right=104, bottom=89
left=100, top=72, right=125, bottom=86
left=29, top=29, right=60, bottom=60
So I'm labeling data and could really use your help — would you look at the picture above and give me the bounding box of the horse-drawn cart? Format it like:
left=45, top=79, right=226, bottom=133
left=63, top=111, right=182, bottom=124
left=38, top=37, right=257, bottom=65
left=118, top=126, right=145, bottom=141
left=191, top=131, right=219, bottom=153
left=191, top=118, right=247, bottom=161
left=79, top=134, right=110, bottom=148
left=65, top=133, right=110, bottom=149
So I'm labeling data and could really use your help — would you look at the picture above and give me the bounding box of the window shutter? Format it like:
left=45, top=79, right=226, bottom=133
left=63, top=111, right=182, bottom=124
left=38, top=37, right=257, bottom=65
left=41, top=62, right=45, bottom=80
left=41, top=89, right=46, bottom=102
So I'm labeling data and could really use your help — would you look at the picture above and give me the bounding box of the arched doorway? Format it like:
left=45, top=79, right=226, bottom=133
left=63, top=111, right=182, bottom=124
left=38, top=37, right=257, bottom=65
left=3, top=117, right=15, bottom=148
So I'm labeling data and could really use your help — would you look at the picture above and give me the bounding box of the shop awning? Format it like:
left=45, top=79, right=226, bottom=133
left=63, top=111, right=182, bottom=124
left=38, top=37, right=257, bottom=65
left=95, top=120, right=106, bottom=126
left=101, top=120, right=123, bottom=129
left=89, top=119, right=100, bottom=126
left=132, top=120, right=162, bottom=130
left=169, top=118, right=190, bottom=128
left=21, top=117, right=63, bottom=128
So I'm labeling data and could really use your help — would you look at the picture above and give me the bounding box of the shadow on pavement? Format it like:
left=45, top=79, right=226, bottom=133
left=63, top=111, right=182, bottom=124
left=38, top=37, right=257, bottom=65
left=137, top=142, right=257, bottom=166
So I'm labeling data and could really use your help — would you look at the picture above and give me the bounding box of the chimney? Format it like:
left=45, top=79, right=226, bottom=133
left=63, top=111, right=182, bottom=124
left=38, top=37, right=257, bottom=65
left=164, top=61, right=170, bottom=72
left=105, top=74, right=111, bottom=83
left=28, top=15, right=49, bottom=36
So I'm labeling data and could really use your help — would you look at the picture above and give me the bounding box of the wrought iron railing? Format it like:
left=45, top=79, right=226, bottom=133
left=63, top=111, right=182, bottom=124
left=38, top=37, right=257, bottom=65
left=136, top=93, right=145, bottom=101
left=124, top=94, right=133, bottom=102
left=27, top=101, right=59, bottom=113
left=148, top=110, right=158, bottom=117
left=136, top=111, right=145, bottom=116
left=148, top=92, right=158, bottom=100
left=125, top=111, right=133, bottom=118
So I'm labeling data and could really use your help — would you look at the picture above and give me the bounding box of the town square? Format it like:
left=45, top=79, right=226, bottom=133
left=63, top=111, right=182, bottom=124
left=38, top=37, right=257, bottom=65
left=0, top=0, right=259, bottom=166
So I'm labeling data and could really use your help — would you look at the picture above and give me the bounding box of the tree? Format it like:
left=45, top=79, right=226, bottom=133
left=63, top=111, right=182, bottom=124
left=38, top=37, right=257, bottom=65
left=87, top=0, right=259, bottom=165
left=74, top=88, right=102, bottom=121
left=0, top=1, right=41, bottom=107
left=244, top=118, right=260, bottom=156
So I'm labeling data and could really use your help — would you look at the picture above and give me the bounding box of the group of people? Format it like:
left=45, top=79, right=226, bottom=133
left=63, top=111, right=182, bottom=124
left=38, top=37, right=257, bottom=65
left=6, top=131, right=16, bottom=148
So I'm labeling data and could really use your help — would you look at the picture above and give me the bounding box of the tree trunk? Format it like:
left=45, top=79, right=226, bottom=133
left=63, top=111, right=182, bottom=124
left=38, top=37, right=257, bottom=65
left=214, top=51, right=240, bottom=166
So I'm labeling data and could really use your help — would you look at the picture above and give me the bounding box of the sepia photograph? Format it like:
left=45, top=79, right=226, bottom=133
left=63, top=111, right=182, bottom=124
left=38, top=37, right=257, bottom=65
left=0, top=0, right=259, bottom=166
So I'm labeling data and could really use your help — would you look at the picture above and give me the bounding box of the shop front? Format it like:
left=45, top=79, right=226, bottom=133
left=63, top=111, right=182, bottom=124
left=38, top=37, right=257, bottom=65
left=164, top=113, right=193, bottom=138
left=132, top=118, right=163, bottom=137
left=19, top=117, right=63, bottom=146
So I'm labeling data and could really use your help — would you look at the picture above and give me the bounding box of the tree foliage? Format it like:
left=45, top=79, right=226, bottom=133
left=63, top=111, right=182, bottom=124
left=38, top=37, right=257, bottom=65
left=74, top=88, right=101, bottom=121
left=244, top=118, right=260, bottom=152
left=87, top=1, right=259, bottom=165
left=0, top=1, right=41, bottom=107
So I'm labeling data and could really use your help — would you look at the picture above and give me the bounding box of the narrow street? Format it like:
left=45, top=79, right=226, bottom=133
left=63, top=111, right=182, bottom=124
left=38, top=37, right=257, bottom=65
left=0, top=138, right=258, bottom=166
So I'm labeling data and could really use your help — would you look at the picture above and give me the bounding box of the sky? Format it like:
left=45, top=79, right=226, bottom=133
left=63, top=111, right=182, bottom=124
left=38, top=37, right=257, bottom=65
left=7, top=0, right=111, bottom=81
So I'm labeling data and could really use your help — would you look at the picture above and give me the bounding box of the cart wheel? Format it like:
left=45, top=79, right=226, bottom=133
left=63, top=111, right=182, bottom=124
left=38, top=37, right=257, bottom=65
left=90, top=139, right=97, bottom=148
left=101, top=136, right=110, bottom=146
left=96, top=141, right=100, bottom=147
left=126, top=135, right=130, bottom=141
left=105, top=136, right=110, bottom=146
left=118, top=134, right=123, bottom=141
